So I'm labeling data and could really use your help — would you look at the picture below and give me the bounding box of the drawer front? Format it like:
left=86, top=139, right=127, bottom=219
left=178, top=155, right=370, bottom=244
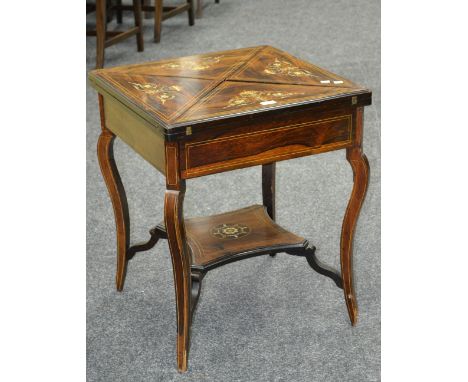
left=182, top=115, right=352, bottom=178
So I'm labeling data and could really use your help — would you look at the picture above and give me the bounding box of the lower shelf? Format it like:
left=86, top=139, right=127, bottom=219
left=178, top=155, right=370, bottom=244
left=127, top=204, right=343, bottom=289
left=184, top=205, right=307, bottom=271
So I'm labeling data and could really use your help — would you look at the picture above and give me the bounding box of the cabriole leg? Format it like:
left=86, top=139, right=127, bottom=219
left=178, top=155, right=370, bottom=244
left=164, top=143, right=192, bottom=372
left=96, top=95, right=130, bottom=291
left=340, top=107, right=370, bottom=325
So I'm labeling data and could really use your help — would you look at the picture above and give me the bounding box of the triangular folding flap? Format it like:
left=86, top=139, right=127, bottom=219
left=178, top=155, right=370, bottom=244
left=103, top=47, right=260, bottom=80
left=95, top=73, right=223, bottom=122
left=96, top=73, right=220, bottom=123
left=177, top=81, right=362, bottom=123
left=229, top=46, right=358, bottom=88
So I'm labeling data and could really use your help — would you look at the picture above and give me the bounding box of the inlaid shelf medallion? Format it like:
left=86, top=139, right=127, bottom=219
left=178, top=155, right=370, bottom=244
left=89, top=45, right=372, bottom=373
left=210, top=223, right=250, bottom=239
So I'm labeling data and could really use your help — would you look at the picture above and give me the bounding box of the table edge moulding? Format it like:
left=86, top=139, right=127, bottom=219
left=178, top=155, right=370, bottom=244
left=89, top=45, right=372, bottom=372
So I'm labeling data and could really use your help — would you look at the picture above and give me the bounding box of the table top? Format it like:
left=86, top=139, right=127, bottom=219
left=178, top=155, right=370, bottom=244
left=89, top=45, right=371, bottom=135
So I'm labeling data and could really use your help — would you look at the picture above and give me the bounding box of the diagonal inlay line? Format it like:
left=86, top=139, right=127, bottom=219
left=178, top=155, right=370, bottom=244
left=227, top=78, right=365, bottom=90
left=171, top=46, right=267, bottom=122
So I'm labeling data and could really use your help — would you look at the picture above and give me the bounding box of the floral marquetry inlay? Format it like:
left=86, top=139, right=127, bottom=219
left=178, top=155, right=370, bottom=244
left=129, top=82, right=182, bottom=104
left=161, top=56, right=224, bottom=71
left=90, top=46, right=368, bottom=125
left=211, top=223, right=250, bottom=239
left=224, top=90, right=303, bottom=109
left=264, top=58, right=321, bottom=79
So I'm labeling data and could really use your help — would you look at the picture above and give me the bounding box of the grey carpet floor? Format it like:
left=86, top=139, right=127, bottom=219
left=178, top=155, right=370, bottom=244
left=86, top=1, right=380, bottom=381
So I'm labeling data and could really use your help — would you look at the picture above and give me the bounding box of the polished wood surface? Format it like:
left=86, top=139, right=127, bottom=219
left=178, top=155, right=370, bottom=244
left=180, top=113, right=352, bottom=178
left=89, top=46, right=371, bottom=131
left=91, top=46, right=372, bottom=372
left=185, top=205, right=305, bottom=270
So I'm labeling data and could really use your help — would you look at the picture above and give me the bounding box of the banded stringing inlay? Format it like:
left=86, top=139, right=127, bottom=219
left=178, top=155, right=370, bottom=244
left=211, top=223, right=250, bottom=239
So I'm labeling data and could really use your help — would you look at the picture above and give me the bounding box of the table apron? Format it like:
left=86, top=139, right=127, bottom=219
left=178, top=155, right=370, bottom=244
left=181, top=114, right=353, bottom=178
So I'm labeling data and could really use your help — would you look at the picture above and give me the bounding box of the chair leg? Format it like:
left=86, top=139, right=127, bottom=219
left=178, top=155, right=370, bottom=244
left=106, top=0, right=115, bottom=23
left=95, top=0, right=107, bottom=69
left=154, top=0, right=163, bottom=43
left=132, top=0, right=144, bottom=51
left=143, top=0, right=153, bottom=19
left=187, top=0, right=195, bottom=26
left=116, top=0, right=123, bottom=23
left=196, top=0, right=202, bottom=18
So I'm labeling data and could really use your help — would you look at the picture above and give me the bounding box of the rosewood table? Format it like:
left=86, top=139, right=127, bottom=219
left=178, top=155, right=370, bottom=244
left=89, top=46, right=371, bottom=372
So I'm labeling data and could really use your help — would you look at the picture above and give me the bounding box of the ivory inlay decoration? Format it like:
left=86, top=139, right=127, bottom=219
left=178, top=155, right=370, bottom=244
left=264, top=58, right=321, bottom=79
left=224, top=90, right=303, bottom=109
left=161, top=56, right=223, bottom=71
left=211, top=223, right=250, bottom=239
left=129, top=82, right=182, bottom=104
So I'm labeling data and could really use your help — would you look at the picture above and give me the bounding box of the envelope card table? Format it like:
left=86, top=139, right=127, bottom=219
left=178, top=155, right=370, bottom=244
left=89, top=45, right=371, bottom=372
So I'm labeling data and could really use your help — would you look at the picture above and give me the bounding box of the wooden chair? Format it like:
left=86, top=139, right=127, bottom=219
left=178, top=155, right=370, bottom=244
left=87, top=0, right=144, bottom=69
left=195, top=0, right=219, bottom=19
left=115, top=0, right=195, bottom=43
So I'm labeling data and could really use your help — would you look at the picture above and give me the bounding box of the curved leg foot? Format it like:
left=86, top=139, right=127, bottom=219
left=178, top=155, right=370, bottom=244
left=97, top=95, right=130, bottom=292
left=341, top=146, right=370, bottom=325
left=304, top=247, right=343, bottom=289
